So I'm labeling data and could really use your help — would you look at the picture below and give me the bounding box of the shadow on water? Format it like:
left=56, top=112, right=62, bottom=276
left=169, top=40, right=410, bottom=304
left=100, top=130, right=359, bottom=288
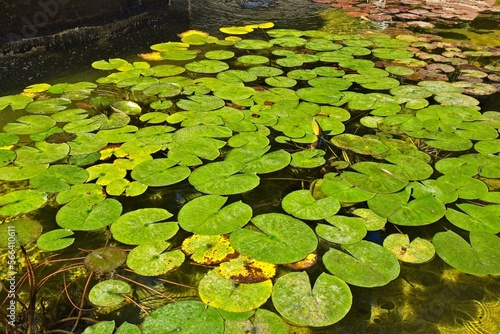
left=0, top=0, right=328, bottom=96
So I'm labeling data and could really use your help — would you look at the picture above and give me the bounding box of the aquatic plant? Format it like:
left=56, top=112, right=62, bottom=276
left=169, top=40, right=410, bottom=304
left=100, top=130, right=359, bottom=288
left=1, top=20, right=500, bottom=333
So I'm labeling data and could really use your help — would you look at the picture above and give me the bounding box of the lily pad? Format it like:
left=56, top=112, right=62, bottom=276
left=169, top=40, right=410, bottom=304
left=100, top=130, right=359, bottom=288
left=56, top=198, right=122, bottom=231
left=281, top=189, right=340, bottom=220
left=383, top=234, right=435, bottom=263
left=230, top=213, right=318, bottom=264
left=30, top=164, right=89, bottom=192
left=141, top=300, right=224, bottom=334
left=0, top=163, right=49, bottom=181
left=188, top=161, right=260, bottom=195
left=36, top=229, right=75, bottom=251
left=368, top=187, right=446, bottom=226
left=126, top=241, right=184, bottom=276
left=89, top=280, right=132, bottom=307
left=112, top=101, right=142, bottom=115
left=185, top=60, right=229, bottom=74
left=0, top=190, right=47, bottom=216
left=177, top=95, right=226, bottom=112
left=4, top=115, right=56, bottom=135
left=0, top=219, right=42, bottom=248
left=272, top=272, right=352, bottom=327
left=181, top=234, right=236, bottom=265
left=323, top=240, right=400, bottom=287
left=219, top=256, right=277, bottom=283
left=199, top=268, right=273, bottom=313
left=0, top=94, right=33, bottom=110
left=316, top=215, right=367, bottom=245
left=84, top=247, right=127, bottom=273
left=433, top=230, right=500, bottom=275
left=111, top=208, right=178, bottom=245
left=445, top=203, right=500, bottom=234
left=131, top=158, right=191, bottom=187
left=290, top=149, right=326, bottom=168
left=341, top=162, right=408, bottom=194
left=224, top=309, right=287, bottom=334
left=178, top=195, right=252, bottom=235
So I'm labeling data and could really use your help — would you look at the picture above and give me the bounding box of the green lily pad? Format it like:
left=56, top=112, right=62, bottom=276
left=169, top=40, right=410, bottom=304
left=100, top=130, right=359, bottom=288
left=141, top=300, right=224, bottom=334
left=89, top=279, right=132, bottom=307
left=56, top=198, right=122, bottom=231
left=111, top=101, right=142, bottom=115
left=189, top=161, right=260, bottom=195
left=295, top=87, right=343, bottom=105
left=205, top=50, right=235, bottom=60
left=385, top=66, right=414, bottom=76
left=131, top=158, right=191, bottom=187
left=63, top=117, right=102, bottom=134
left=445, top=203, right=500, bottom=234
left=368, top=187, right=446, bottom=226
left=84, top=247, right=127, bottom=273
left=177, top=95, right=226, bottom=112
left=217, top=70, right=258, bottom=83
left=68, top=133, right=108, bottom=156
left=185, top=60, right=229, bottom=74
left=15, top=141, right=69, bottom=164
left=319, top=176, right=376, bottom=204
left=199, top=268, right=273, bottom=313
left=4, top=115, right=56, bottom=135
left=331, top=134, right=389, bottom=157
left=230, top=213, right=318, bottom=264
left=30, top=165, right=89, bottom=192
left=151, top=64, right=186, bottom=77
left=116, top=322, right=141, bottom=334
left=86, top=163, right=127, bottom=185
left=352, top=208, right=387, bottom=231
left=272, top=272, right=352, bottom=327
left=281, top=189, right=340, bottom=220
left=436, top=174, right=488, bottom=200
left=181, top=234, right=236, bottom=265
left=316, top=215, right=367, bottom=245
left=0, top=219, right=42, bottom=248
left=290, top=149, right=326, bottom=168
left=323, top=240, right=400, bottom=287
left=0, top=190, right=47, bottom=216
left=239, top=149, right=291, bottom=174
left=214, top=85, right=256, bottom=101
left=25, top=97, right=71, bottom=114
left=433, top=230, right=500, bottom=275
left=0, top=163, right=49, bottom=181
left=111, top=208, right=178, bottom=245
left=36, top=229, right=75, bottom=251
left=143, top=82, right=182, bottom=97
left=160, top=49, right=197, bottom=60
left=82, top=321, right=115, bottom=334
left=342, top=162, right=408, bottom=194
left=247, top=66, right=284, bottom=78
left=383, top=234, right=435, bottom=263
left=0, top=94, right=33, bottom=110
left=126, top=241, right=184, bottom=276
left=178, top=195, right=252, bottom=235
left=224, top=309, right=287, bottom=334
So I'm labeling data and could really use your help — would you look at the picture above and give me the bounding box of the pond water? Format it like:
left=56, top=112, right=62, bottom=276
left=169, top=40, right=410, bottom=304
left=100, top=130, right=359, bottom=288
left=1, top=1, right=500, bottom=333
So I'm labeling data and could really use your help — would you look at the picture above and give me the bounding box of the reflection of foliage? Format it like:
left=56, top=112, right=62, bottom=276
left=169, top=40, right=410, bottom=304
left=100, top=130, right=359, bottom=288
left=1, top=20, right=500, bottom=333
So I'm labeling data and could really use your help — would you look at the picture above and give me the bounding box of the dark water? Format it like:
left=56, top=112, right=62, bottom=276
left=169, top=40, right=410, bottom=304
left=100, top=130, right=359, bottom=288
left=0, top=0, right=327, bottom=96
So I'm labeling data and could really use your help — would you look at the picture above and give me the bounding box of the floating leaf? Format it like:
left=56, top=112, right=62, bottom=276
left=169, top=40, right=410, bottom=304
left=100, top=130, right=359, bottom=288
left=86, top=163, right=127, bottom=185
left=0, top=94, right=33, bottom=110
left=131, top=158, right=191, bottom=187
left=320, top=177, right=376, bottom=204
left=281, top=189, right=340, bottom=220
left=141, top=301, right=224, bottom=334
left=230, top=213, right=317, bottom=264
left=290, top=149, right=326, bottom=168
left=185, top=60, right=229, bottom=74
left=56, top=199, right=122, bottom=231
left=111, top=208, right=178, bottom=245
left=445, top=203, right=500, bottom=234
left=199, top=268, right=273, bottom=312
left=0, top=219, right=42, bottom=248
left=272, top=272, right=352, bottom=327
left=368, top=187, right=446, bottom=226
left=323, top=241, right=400, bottom=287
left=0, top=190, right=47, bottom=216
left=181, top=234, right=236, bottom=265
left=36, top=229, right=74, bottom=251
left=219, top=256, right=277, bottom=283
left=82, top=321, right=115, bottom=334
left=433, top=230, right=500, bottom=275
left=352, top=208, right=387, bottom=231
left=126, top=241, right=184, bottom=276
left=30, top=165, right=89, bottom=192
left=25, top=98, right=71, bottom=114
left=189, top=161, right=260, bottom=195
left=342, top=162, right=408, bottom=194
left=112, top=101, right=142, bottom=115
left=177, top=95, right=225, bottom=112
left=178, top=195, right=252, bottom=235
left=3, top=115, right=56, bottom=135
left=224, top=309, right=287, bottom=334
left=0, top=163, right=49, bottom=181
left=383, top=234, right=435, bottom=263
left=84, top=247, right=127, bottom=273
left=89, top=280, right=131, bottom=307
left=316, top=216, right=367, bottom=245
